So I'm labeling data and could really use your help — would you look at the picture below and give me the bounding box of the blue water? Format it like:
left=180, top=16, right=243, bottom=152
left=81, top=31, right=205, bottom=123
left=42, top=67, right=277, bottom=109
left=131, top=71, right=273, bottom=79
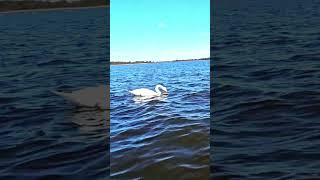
left=110, top=60, right=210, bottom=179
left=212, top=0, right=320, bottom=178
left=0, top=8, right=109, bottom=179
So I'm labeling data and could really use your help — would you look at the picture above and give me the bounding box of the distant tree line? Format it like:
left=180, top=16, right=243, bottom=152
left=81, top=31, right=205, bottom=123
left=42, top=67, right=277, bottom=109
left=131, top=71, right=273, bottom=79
left=174, top=57, right=210, bottom=62
left=111, top=58, right=210, bottom=65
left=0, top=0, right=109, bottom=12
left=111, top=61, right=152, bottom=65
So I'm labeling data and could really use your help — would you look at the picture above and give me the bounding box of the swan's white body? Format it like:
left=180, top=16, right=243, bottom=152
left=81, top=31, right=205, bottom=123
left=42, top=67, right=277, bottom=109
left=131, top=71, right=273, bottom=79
left=129, top=84, right=168, bottom=97
left=52, top=85, right=109, bottom=110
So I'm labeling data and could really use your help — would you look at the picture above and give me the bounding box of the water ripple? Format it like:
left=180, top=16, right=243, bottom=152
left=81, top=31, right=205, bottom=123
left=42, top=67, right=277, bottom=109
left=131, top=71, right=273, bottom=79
left=212, top=0, right=320, bottom=178
left=111, top=61, right=210, bottom=179
left=0, top=7, right=109, bottom=179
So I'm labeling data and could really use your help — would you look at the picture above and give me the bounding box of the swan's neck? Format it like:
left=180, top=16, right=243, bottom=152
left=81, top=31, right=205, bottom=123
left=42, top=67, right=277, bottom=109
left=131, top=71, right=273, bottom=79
left=155, top=85, right=162, bottom=95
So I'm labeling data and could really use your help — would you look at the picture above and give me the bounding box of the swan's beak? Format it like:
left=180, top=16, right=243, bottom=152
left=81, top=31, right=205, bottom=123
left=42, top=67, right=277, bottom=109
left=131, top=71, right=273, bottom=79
left=161, top=86, right=168, bottom=95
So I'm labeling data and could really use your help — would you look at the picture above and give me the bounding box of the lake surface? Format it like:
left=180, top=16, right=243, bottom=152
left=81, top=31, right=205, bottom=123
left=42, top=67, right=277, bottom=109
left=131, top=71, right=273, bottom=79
left=110, top=60, right=210, bottom=179
left=0, top=8, right=109, bottom=179
left=212, top=0, right=320, bottom=178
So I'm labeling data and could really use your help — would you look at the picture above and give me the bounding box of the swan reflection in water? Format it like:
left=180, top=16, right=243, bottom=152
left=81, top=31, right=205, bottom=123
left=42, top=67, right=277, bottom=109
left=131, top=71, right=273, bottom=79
left=52, top=85, right=110, bottom=133
left=132, top=95, right=168, bottom=104
left=68, top=108, right=109, bottom=133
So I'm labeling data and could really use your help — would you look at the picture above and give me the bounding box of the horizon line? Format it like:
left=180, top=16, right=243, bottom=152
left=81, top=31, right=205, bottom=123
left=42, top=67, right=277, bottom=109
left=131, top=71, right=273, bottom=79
left=110, top=57, right=210, bottom=63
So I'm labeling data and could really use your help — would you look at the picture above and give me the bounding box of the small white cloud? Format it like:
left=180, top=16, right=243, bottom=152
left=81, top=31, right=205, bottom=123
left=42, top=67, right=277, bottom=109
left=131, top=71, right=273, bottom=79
left=157, top=22, right=167, bottom=29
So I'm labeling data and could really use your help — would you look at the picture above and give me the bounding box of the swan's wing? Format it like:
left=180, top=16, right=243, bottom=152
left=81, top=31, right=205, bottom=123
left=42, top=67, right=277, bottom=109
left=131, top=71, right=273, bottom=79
left=129, top=88, right=157, bottom=97
left=52, top=85, right=109, bottom=109
left=51, top=90, right=79, bottom=105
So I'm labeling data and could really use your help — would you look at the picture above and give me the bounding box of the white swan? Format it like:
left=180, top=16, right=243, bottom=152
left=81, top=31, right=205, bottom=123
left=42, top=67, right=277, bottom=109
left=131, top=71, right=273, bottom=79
left=129, top=84, right=168, bottom=97
left=51, top=85, right=110, bottom=110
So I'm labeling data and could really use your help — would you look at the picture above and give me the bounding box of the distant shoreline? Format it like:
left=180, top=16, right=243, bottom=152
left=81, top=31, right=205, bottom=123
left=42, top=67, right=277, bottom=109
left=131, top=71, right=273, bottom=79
left=0, top=5, right=109, bottom=14
left=111, top=58, right=209, bottom=66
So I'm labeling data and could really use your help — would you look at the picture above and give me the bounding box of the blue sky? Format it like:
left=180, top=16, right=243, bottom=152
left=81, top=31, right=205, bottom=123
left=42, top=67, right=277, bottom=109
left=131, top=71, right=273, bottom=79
left=111, top=0, right=210, bottom=62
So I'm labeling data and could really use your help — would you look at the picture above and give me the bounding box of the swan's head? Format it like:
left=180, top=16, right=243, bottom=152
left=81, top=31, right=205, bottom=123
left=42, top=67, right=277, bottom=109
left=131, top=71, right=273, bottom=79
left=156, top=84, right=168, bottom=95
